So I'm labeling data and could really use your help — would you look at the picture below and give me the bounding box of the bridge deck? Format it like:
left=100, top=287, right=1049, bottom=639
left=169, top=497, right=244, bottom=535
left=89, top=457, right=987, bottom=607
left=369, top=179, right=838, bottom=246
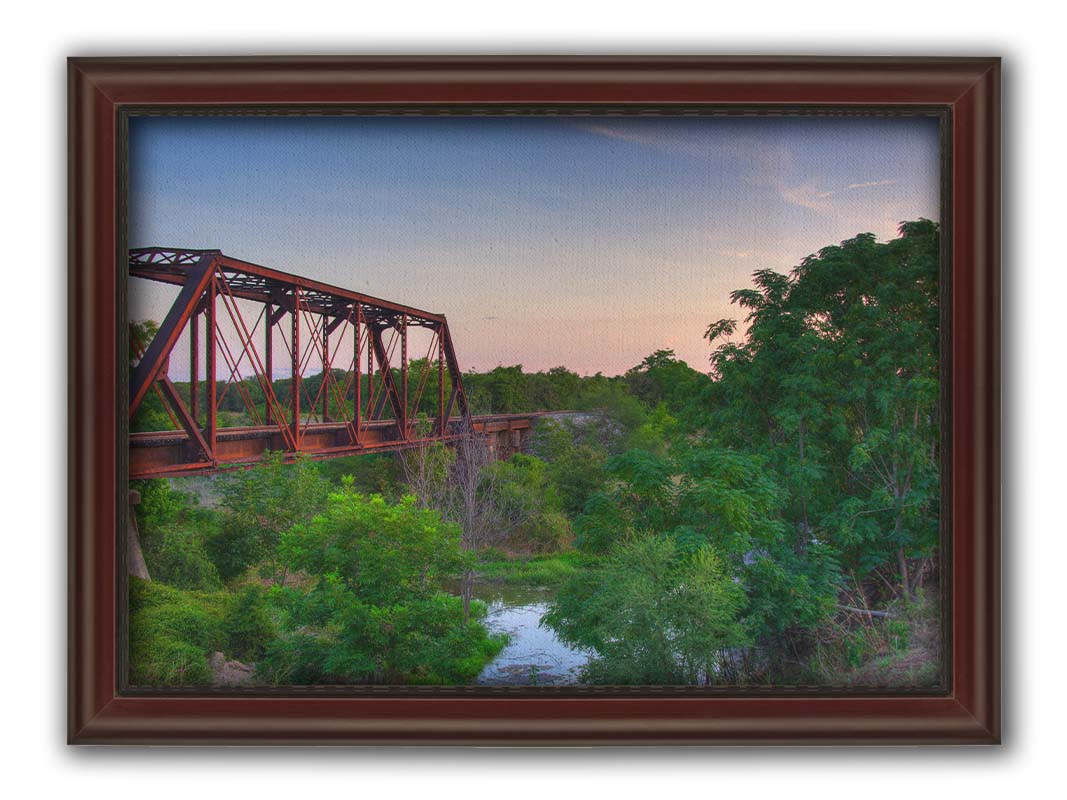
left=130, top=413, right=548, bottom=478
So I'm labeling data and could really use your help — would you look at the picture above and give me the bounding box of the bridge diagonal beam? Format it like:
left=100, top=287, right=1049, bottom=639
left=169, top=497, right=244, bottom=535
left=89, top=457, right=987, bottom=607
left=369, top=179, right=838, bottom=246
left=297, top=301, right=355, bottom=435
left=129, top=254, right=215, bottom=417
left=157, top=375, right=213, bottom=463
left=407, top=330, right=439, bottom=426
left=439, top=320, right=471, bottom=422
left=368, top=323, right=407, bottom=432
left=214, top=276, right=296, bottom=451
left=364, top=322, right=400, bottom=421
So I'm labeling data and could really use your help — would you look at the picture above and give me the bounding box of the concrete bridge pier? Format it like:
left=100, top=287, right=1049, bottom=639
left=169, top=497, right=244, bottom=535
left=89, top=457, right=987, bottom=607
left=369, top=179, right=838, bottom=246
left=480, top=416, right=534, bottom=460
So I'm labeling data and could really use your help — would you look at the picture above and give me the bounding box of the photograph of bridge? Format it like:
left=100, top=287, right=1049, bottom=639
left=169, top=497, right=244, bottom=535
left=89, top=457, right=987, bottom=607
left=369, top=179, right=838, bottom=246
left=126, top=113, right=944, bottom=690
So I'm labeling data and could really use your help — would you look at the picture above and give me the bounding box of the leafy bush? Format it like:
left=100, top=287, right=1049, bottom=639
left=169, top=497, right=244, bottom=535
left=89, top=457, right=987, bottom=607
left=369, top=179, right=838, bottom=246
left=529, top=419, right=608, bottom=517
left=131, top=478, right=225, bottom=590
left=216, top=452, right=330, bottom=582
left=131, top=477, right=190, bottom=530
left=128, top=579, right=227, bottom=686
left=205, top=518, right=263, bottom=583
left=572, top=449, right=675, bottom=554
left=265, top=490, right=503, bottom=684
left=525, top=510, right=573, bottom=552
left=573, top=493, right=629, bottom=554
left=544, top=535, right=748, bottom=685
left=259, top=593, right=505, bottom=685
left=224, top=583, right=275, bottom=661
left=142, top=524, right=221, bottom=591
left=485, top=454, right=573, bottom=552
left=317, top=452, right=405, bottom=497
left=623, top=402, right=678, bottom=456
left=128, top=578, right=277, bottom=686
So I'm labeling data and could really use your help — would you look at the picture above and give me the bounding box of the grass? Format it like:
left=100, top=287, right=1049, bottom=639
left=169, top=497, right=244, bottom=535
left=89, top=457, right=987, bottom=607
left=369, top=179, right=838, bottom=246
left=803, top=589, right=943, bottom=690
left=128, top=578, right=236, bottom=686
left=844, top=594, right=942, bottom=688
left=474, top=549, right=590, bottom=585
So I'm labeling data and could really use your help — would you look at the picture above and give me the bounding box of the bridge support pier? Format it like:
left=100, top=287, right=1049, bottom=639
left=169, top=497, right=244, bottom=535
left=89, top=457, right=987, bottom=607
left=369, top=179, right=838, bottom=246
left=484, top=423, right=532, bottom=461
left=127, top=490, right=151, bottom=581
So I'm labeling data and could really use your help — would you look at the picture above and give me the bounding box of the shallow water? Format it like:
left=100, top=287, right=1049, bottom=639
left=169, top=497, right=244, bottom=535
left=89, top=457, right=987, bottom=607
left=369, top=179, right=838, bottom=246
left=473, top=582, right=590, bottom=686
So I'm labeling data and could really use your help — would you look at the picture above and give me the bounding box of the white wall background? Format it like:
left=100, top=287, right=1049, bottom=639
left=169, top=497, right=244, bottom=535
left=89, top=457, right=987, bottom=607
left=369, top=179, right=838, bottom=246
left=1, top=2, right=1058, bottom=796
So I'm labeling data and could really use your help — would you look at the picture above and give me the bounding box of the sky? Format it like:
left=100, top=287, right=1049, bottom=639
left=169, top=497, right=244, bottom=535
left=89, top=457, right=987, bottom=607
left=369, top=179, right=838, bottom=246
left=128, top=114, right=941, bottom=377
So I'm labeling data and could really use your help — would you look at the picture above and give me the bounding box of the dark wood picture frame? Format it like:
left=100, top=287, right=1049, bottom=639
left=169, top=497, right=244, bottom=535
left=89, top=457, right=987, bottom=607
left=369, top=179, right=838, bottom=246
left=68, top=56, right=1000, bottom=745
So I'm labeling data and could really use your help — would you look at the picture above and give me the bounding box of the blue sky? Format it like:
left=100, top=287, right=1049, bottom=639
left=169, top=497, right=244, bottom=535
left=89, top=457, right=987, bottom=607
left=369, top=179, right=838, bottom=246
left=128, top=114, right=940, bottom=376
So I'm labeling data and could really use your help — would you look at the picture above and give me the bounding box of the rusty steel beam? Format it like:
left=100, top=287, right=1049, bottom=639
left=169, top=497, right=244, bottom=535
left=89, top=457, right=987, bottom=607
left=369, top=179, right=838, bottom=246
left=205, top=277, right=217, bottom=460
left=400, top=314, right=408, bottom=437
left=263, top=307, right=273, bottom=425
left=189, top=309, right=199, bottom=422
left=129, top=254, right=215, bottom=417
left=367, top=322, right=406, bottom=425
left=130, top=248, right=447, bottom=324
left=353, top=304, right=361, bottom=441
left=437, top=326, right=446, bottom=436
left=440, top=319, right=470, bottom=419
left=290, top=287, right=301, bottom=449
left=157, top=375, right=212, bottom=463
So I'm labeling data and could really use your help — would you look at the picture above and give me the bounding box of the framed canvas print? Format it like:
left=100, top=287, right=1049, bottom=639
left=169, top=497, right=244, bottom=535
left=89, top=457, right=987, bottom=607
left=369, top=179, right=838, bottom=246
left=68, top=56, right=1000, bottom=745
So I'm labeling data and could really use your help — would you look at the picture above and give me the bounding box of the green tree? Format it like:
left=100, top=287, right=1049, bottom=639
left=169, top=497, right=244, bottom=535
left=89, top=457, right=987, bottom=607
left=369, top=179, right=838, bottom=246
left=529, top=418, right=608, bottom=517
left=143, top=523, right=221, bottom=591
left=210, top=452, right=330, bottom=582
left=545, top=536, right=747, bottom=684
left=129, top=319, right=176, bottom=432
left=704, top=221, right=940, bottom=603
left=624, top=348, right=710, bottom=418
left=130, top=479, right=222, bottom=590
left=262, top=488, right=504, bottom=684
left=572, top=442, right=840, bottom=644
left=468, top=364, right=527, bottom=413
left=485, top=453, right=573, bottom=552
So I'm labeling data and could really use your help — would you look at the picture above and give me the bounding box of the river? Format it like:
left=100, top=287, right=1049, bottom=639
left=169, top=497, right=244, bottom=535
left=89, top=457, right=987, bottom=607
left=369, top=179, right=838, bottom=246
left=472, top=581, right=591, bottom=686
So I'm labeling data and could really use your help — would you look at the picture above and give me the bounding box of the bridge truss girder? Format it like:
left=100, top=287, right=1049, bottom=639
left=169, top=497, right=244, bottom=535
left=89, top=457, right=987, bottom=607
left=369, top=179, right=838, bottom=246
left=128, top=247, right=473, bottom=478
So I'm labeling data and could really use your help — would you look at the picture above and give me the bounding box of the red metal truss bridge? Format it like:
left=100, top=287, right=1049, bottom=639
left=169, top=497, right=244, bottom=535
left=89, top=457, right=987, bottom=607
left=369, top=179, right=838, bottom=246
left=128, top=248, right=541, bottom=479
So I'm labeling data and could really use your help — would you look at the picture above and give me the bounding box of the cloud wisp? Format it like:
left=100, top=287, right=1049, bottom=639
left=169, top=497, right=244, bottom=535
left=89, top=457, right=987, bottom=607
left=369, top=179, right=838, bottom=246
left=577, top=122, right=900, bottom=214
left=847, top=179, right=897, bottom=190
left=576, top=121, right=792, bottom=180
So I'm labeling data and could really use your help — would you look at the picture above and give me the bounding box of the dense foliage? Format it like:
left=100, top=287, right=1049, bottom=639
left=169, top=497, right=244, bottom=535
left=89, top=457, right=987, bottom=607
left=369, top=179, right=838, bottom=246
left=703, top=220, right=940, bottom=605
left=550, top=220, right=941, bottom=682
